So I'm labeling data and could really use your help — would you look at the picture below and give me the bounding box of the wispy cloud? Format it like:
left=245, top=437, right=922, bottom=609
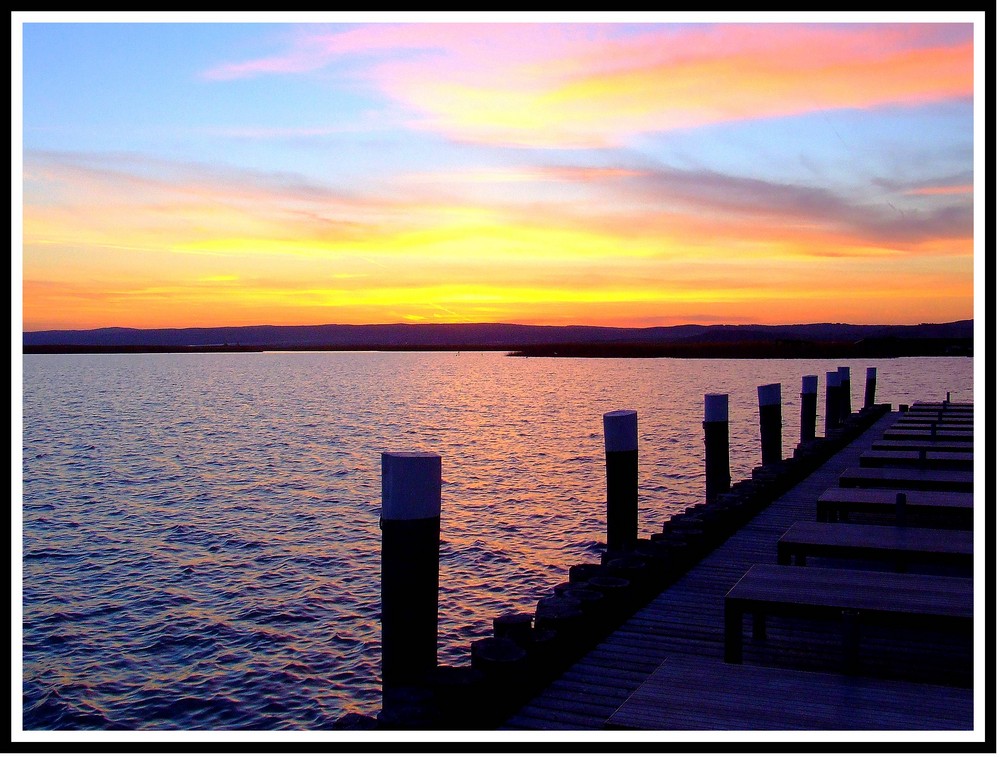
left=904, top=184, right=973, bottom=196
left=24, top=147, right=973, bottom=274
left=200, top=23, right=973, bottom=147
left=609, top=162, right=974, bottom=248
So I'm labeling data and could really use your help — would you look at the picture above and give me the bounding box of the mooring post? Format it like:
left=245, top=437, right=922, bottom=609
left=864, top=367, right=877, bottom=408
left=380, top=451, right=442, bottom=690
left=825, top=371, right=842, bottom=435
left=838, top=366, right=852, bottom=420
left=799, top=375, right=818, bottom=444
left=703, top=393, right=730, bottom=504
left=604, top=410, right=638, bottom=553
left=758, top=383, right=782, bottom=466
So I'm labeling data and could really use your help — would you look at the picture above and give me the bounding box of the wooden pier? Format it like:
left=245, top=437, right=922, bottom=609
left=503, top=408, right=975, bottom=731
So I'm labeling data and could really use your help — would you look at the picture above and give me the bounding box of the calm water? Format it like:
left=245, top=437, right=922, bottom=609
left=20, top=352, right=972, bottom=730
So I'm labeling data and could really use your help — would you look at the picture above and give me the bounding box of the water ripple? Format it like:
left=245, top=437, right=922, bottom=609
left=20, top=351, right=972, bottom=729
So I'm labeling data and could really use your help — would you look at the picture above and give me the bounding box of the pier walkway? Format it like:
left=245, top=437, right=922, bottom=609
left=503, top=410, right=974, bottom=730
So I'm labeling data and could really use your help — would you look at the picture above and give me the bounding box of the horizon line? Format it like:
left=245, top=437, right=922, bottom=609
left=21, top=317, right=976, bottom=335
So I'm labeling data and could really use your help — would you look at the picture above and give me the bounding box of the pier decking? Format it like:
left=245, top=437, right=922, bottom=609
left=503, top=410, right=975, bottom=731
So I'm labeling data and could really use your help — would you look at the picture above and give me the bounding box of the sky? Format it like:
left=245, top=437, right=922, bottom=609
left=15, top=13, right=984, bottom=332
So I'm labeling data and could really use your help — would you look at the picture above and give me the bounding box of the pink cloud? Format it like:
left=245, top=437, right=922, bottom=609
left=905, top=184, right=974, bottom=196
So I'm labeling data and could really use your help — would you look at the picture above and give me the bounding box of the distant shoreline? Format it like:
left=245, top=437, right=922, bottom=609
left=22, top=337, right=973, bottom=359
left=507, top=338, right=973, bottom=359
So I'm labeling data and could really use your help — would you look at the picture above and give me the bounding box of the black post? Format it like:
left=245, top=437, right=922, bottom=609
left=380, top=451, right=441, bottom=689
left=604, top=410, right=638, bottom=553
left=864, top=367, right=877, bottom=408
left=825, top=370, right=842, bottom=435
left=758, top=383, right=782, bottom=466
left=838, top=366, right=852, bottom=420
left=800, top=375, right=818, bottom=444
left=703, top=393, right=730, bottom=504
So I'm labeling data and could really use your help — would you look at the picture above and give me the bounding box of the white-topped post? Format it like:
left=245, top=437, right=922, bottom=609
left=825, top=371, right=842, bottom=435
left=800, top=375, right=818, bottom=444
left=864, top=367, right=877, bottom=408
left=380, top=451, right=442, bottom=688
left=758, top=383, right=782, bottom=466
left=603, top=410, right=638, bottom=552
left=703, top=394, right=730, bottom=504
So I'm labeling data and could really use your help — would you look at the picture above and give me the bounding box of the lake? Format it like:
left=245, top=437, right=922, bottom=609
left=19, top=352, right=973, bottom=729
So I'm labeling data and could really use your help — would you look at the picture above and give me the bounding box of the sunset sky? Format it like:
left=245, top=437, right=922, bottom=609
left=16, top=13, right=983, bottom=331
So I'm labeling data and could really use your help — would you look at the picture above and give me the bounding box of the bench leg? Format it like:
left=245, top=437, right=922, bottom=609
left=842, top=610, right=860, bottom=674
left=752, top=612, right=766, bottom=641
left=724, top=603, right=743, bottom=664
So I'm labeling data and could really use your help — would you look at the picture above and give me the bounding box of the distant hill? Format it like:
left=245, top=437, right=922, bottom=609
left=21, top=320, right=974, bottom=358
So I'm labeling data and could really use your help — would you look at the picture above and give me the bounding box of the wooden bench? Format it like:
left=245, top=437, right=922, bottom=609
left=776, top=521, right=973, bottom=572
left=723, top=564, right=972, bottom=666
left=839, top=466, right=974, bottom=493
left=883, top=428, right=973, bottom=442
left=816, top=487, right=973, bottom=528
left=870, top=439, right=974, bottom=454
left=892, top=415, right=975, bottom=431
left=909, top=402, right=972, bottom=412
left=859, top=449, right=973, bottom=471
left=905, top=408, right=973, bottom=416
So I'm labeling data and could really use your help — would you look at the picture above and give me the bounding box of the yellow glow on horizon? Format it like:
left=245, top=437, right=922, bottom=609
left=22, top=188, right=974, bottom=332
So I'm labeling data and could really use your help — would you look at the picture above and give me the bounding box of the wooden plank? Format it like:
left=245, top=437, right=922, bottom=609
left=839, top=466, right=973, bottom=492
left=858, top=449, right=973, bottom=471
left=776, top=521, right=973, bottom=570
left=507, top=706, right=605, bottom=729
left=607, top=654, right=973, bottom=730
